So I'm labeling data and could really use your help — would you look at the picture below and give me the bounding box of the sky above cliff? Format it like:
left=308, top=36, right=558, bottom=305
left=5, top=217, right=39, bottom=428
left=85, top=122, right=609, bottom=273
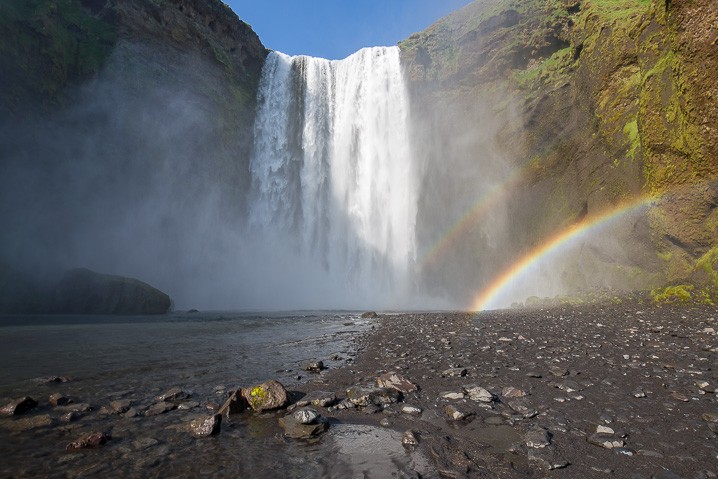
left=225, top=0, right=474, bottom=60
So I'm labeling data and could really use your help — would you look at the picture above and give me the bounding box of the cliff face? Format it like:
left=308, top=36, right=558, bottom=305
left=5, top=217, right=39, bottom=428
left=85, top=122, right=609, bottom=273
left=0, top=0, right=268, bottom=307
left=401, top=0, right=718, bottom=303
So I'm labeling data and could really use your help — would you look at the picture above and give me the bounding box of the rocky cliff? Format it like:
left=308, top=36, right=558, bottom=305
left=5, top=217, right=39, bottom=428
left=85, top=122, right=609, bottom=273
left=401, top=0, right=718, bottom=303
left=0, top=0, right=268, bottom=308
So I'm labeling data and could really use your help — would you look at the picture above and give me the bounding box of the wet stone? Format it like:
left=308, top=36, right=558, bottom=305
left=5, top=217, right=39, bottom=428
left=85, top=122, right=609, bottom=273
left=278, top=413, right=329, bottom=439
left=55, top=403, right=92, bottom=414
left=441, top=391, right=465, bottom=400
left=242, top=380, right=290, bottom=412
left=217, top=390, right=247, bottom=417
left=525, top=428, right=552, bottom=448
left=304, top=361, right=325, bottom=373
left=632, top=387, right=647, bottom=398
left=401, top=405, right=422, bottom=416
left=306, top=391, right=337, bottom=408
left=549, top=366, right=569, bottom=377
left=66, top=431, right=110, bottom=451
left=43, top=376, right=71, bottom=384
left=177, top=401, right=199, bottom=411
left=346, top=386, right=400, bottom=407
left=110, top=399, right=132, bottom=414
left=1, top=397, right=38, bottom=416
left=49, top=393, right=71, bottom=407
left=145, top=402, right=177, bottom=416
left=445, top=404, right=472, bottom=421
left=132, top=437, right=159, bottom=450
left=190, top=414, right=222, bottom=438
left=587, top=433, right=625, bottom=449
left=3, top=414, right=55, bottom=432
left=376, top=372, right=418, bottom=393
left=403, top=430, right=419, bottom=448
left=502, top=386, right=527, bottom=399
left=528, top=448, right=569, bottom=470
left=464, top=385, right=494, bottom=403
left=156, top=387, right=191, bottom=402
left=442, top=368, right=467, bottom=378
left=293, top=408, right=320, bottom=425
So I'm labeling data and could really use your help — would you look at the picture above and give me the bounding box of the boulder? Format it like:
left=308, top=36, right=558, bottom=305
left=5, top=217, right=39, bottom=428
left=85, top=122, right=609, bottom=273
left=1, top=397, right=37, bottom=416
left=190, top=414, right=222, bottom=438
left=242, top=380, right=290, bottom=412
left=464, top=385, right=494, bottom=403
left=66, top=432, right=110, bottom=450
left=304, top=361, right=325, bottom=373
left=293, top=408, right=320, bottom=425
left=49, top=393, right=72, bottom=406
left=110, top=399, right=132, bottom=414
left=52, top=268, right=171, bottom=315
left=376, top=372, right=418, bottom=393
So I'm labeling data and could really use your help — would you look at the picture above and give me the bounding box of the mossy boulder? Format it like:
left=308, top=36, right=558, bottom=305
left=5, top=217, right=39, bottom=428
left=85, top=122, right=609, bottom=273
left=241, top=380, right=290, bottom=412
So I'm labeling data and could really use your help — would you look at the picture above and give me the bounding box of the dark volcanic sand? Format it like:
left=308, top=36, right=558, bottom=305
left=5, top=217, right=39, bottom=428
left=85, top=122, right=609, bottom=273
left=305, top=301, right=718, bottom=478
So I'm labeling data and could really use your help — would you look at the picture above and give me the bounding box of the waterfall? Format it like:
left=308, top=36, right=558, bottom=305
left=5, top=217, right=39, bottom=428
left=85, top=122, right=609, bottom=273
left=248, top=47, right=417, bottom=308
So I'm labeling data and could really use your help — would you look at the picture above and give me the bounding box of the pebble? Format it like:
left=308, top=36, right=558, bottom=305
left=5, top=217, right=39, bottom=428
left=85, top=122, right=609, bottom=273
left=525, top=428, right=551, bottom=448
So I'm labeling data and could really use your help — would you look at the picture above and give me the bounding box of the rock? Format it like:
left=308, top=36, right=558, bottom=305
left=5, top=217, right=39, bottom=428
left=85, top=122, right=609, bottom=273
left=190, top=414, right=222, bottom=438
left=632, top=387, right=647, bottom=398
left=596, top=425, right=615, bottom=434
left=549, top=366, right=569, bottom=377
left=525, top=428, right=552, bottom=448
left=403, top=430, right=419, bottom=448
left=122, top=408, right=140, bottom=418
left=293, top=408, right=320, bottom=425
left=670, top=391, right=689, bottom=402
left=346, top=386, right=400, bottom=407
left=379, top=417, right=391, bottom=427
left=110, top=399, right=132, bottom=414
left=132, top=437, right=159, bottom=450
left=401, top=405, right=423, bottom=416
left=464, top=385, right=494, bottom=403
left=445, top=404, right=472, bottom=421
left=177, top=401, right=199, bottom=411
left=145, top=402, right=177, bottom=416
left=502, top=386, right=527, bottom=399
left=587, top=433, right=625, bottom=449
left=376, top=372, right=418, bottom=393
left=49, top=393, right=72, bottom=406
left=442, top=367, right=467, bottom=377
left=331, top=398, right=356, bottom=411
left=304, top=361, right=325, bottom=373
left=156, top=387, right=191, bottom=402
left=528, top=448, right=569, bottom=470
left=702, top=412, right=718, bottom=423
left=52, top=268, right=171, bottom=315
left=361, top=311, right=378, bottom=318
left=279, top=413, right=329, bottom=439
left=441, top=391, right=465, bottom=400
left=62, top=411, right=80, bottom=422
left=66, top=431, right=110, bottom=450
left=217, top=390, right=247, bottom=417
left=242, top=380, right=290, bottom=412
left=43, top=376, right=72, bottom=384
left=305, top=391, right=337, bottom=408
left=0, top=397, right=38, bottom=416
left=54, top=403, right=92, bottom=414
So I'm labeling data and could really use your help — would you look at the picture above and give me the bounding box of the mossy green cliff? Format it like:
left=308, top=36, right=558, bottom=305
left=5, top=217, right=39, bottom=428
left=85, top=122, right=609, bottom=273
left=401, top=0, right=718, bottom=303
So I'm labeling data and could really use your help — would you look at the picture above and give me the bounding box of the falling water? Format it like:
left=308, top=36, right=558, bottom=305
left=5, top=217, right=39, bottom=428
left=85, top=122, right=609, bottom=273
left=248, top=47, right=417, bottom=308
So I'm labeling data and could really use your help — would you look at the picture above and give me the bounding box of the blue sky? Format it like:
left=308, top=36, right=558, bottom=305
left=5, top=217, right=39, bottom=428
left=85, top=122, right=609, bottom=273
left=224, top=0, right=474, bottom=60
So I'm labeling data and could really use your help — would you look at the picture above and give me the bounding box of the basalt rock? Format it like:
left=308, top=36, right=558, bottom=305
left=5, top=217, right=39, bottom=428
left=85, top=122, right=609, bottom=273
left=189, top=414, right=222, bottom=438
left=1, top=397, right=38, bottom=416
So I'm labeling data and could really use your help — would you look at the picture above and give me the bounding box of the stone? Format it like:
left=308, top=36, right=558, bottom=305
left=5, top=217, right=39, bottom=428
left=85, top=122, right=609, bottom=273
left=306, top=391, right=337, bottom=408
left=549, top=366, right=569, bottom=377
left=502, top=386, right=527, bottom=399
left=525, top=428, right=551, bottom=448
left=49, top=393, right=71, bottom=406
left=156, top=387, right=191, bottom=402
left=587, top=433, right=625, bottom=449
left=55, top=403, right=92, bottom=414
left=596, top=425, right=614, bottom=434
left=177, top=401, right=199, bottom=411
left=464, top=385, right=494, bottom=403
left=293, top=408, right=320, bottom=425
left=441, top=391, right=465, bottom=400
left=401, top=405, right=422, bottom=416
left=528, top=448, right=569, bottom=470
left=304, top=361, right=325, bottom=373
left=242, top=380, right=290, bottom=412
left=145, top=402, right=177, bottom=416
left=403, top=430, right=419, bottom=447
left=442, top=367, right=467, bottom=377
left=346, top=386, right=400, bottom=407
left=0, top=397, right=37, bottom=416
left=361, top=311, right=378, bottom=318
left=632, top=387, right=647, bottom=398
left=279, top=413, right=329, bottom=439
left=217, top=390, right=247, bottom=417
left=376, top=372, right=418, bottom=393
left=670, top=391, right=690, bottom=402
left=43, top=376, right=71, bottom=384
left=132, top=437, right=159, bottom=450
left=702, top=412, right=718, bottom=423
left=445, top=404, right=472, bottom=421
left=110, top=399, right=132, bottom=414
left=66, top=432, right=110, bottom=450
left=190, top=414, right=222, bottom=438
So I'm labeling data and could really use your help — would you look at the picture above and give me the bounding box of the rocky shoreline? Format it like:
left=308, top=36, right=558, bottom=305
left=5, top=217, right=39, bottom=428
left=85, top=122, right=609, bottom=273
left=2, top=302, right=718, bottom=478
left=300, top=301, right=718, bottom=478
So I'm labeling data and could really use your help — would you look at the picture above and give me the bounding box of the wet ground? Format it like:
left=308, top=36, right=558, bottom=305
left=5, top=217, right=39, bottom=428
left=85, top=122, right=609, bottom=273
left=310, top=301, right=718, bottom=478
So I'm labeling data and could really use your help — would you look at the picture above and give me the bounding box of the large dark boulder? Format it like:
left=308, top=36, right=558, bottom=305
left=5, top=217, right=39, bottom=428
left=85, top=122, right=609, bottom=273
left=52, top=268, right=171, bottom=314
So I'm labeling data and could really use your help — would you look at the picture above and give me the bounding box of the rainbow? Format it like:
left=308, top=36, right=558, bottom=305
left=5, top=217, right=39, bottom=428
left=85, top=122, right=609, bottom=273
left=470, top=194, right=658, bottom=311
left=421, top=167, right=526, bottom=267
